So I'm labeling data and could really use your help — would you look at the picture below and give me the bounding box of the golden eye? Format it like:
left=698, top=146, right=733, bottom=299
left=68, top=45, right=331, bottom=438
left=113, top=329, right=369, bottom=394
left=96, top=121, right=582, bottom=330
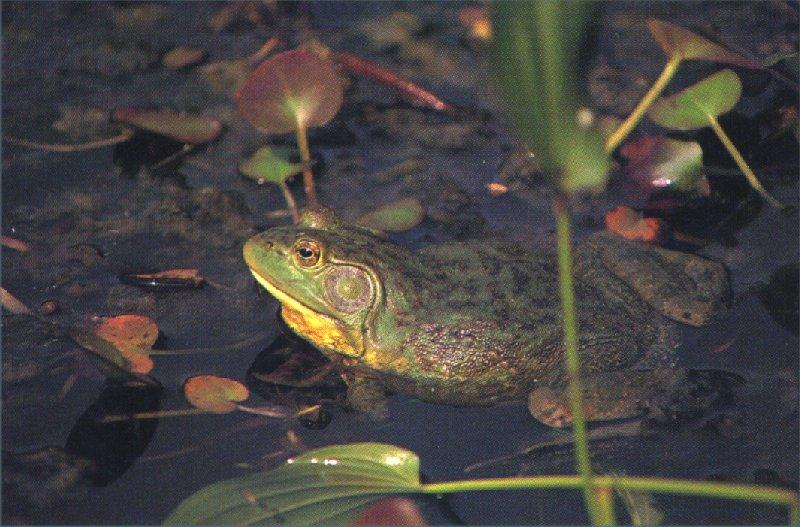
left=294, top=240, right=321, bottom=267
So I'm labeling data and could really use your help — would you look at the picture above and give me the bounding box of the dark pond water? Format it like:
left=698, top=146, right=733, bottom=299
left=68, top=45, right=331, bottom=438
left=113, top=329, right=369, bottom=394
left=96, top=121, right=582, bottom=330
left=2, top=1, right=798, bottom=525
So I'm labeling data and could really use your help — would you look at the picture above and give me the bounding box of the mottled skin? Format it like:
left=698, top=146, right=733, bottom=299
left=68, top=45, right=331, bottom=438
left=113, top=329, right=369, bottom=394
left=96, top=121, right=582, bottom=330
left=244, top=208, right=730, bottom=426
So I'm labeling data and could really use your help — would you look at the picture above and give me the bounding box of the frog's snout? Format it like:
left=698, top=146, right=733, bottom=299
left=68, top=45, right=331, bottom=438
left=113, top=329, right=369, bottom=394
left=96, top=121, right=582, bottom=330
left=243, top=234, right=274, bottom=271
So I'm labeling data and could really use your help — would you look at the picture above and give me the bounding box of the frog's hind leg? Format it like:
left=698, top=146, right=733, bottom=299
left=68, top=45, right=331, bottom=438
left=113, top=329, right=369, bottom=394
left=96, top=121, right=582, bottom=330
left=528, top=369, right=742, bottom=428
left=580, top=232, right=730, bottom=327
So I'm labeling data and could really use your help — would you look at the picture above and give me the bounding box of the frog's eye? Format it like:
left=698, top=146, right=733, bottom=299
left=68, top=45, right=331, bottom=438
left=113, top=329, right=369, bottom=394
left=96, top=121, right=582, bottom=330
left=324, top=267, right=373, bottom=314
left=293, top=240, right=321, bottom=268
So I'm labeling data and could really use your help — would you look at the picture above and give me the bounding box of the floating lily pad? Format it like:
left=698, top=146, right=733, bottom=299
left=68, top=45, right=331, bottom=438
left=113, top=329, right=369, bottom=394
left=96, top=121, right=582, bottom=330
left=648, top=69, right=742, bottom=130
left=164, top=442, right=422, bottom=525
left=184, top=375, right=249, bottom=414
left=120, top=268, right=206, bottom=289
left=355, top=197, right=425, bottom=232
left=235, top=47, right=344, bottom=135
left=93, top=315, right=159, bottom=374
left=604, top=206, right=667, bottom=244
left=113, top=109, right=223, bottom=143
left=239, top=146, right=304, bottom=184
left=647, top=19, right=760, bottom=68
left=353, top=498, right=426, bottom=526
left=621, top=136, right=708, bottom=195
left=1, top=287, right=32, bottom=315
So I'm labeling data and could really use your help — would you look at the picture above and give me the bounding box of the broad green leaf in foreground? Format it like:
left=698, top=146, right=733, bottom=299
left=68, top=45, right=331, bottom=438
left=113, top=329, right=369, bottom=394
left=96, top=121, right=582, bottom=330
left=491, top=2, right=609, bottom=193
left=355, top=197, right=425, bottom=232
left=163, top=443, right=421, bottom=525
left=239, top=146, right=304, bottom=185
left=647, top=69, right=742, bottom=130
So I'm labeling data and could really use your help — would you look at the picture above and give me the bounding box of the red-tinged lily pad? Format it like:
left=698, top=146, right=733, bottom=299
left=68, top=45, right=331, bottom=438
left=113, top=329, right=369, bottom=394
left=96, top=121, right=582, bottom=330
left=184, top=375, right=249, bottom=414
left=235, top=47, right=344, bottom=135
left=648, top=69, right=742, bottom=131
left=239, top=146, right=304, bottom=184
left=1, top=287, right=33, bottom=315
left=353, top=498, right=426, bottom=526
left=1, top=235, right=31, bottom=252
left=93, top=315, right=159, bottom=374
left=605, top=205, right=668, bottom=244
left=355, top=197, right=426, bottom=232
left=647, top=19, right=760, bottom=68
left=621, top=136, right=709, bottom=196
left=113, top=109, right=223, bottom=144
left=162, top=46, right=206, bottom=70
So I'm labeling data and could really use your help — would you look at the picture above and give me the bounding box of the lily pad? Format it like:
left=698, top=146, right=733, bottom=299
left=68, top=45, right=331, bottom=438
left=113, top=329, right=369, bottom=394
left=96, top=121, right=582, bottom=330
left=184, top=375, right=249, bottom=414
left=647, top=19, right=760, bottom=68
left=93, top=315, right=159, bottom=374
left=648, top=69, right=742, bottom=130
left=1, top=287, right=32, bottom=315
left=236, top=47, right=344, bottom=135
left=113, top=109, right=223, bottom=144
left=119, top=268, right=206, bottom=289
left=163, top=443, right=422, bottom=525
left=355, top=197, right=425, bottom=232
left=239, top=146, right=304, bottom=184
left=162, top=46, right=206, bottom=70
left=621, top=136, right=708, bottom=195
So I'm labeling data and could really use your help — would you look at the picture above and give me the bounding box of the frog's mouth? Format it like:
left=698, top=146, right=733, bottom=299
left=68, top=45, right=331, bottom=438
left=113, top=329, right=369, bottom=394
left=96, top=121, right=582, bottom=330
left=248, top=268, right=363, bottom=358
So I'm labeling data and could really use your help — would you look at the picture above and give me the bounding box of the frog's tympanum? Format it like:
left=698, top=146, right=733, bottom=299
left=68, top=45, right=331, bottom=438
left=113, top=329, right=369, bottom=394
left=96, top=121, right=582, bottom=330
left=244, top=208, right=730, bottom=427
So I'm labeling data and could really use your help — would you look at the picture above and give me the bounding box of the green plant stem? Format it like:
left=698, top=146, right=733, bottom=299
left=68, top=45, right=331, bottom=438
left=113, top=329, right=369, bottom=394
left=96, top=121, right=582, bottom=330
left=279, top=181, right=301, bottom=224
left=295, top=122, right=318, bottom=208
left=420, top=475, right=799, bottom=520
left=101, top=407, right=207, bottom=423
left=707, top=115, right=782, bottom=208
left=553, top=195, right=610, bottom=525
left=605, top=55, right=681, bottom=153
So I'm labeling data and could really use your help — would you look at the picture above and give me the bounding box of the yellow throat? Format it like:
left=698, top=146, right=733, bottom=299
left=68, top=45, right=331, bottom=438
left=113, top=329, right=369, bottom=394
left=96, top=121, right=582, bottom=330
left=249, top=269, right=362, bottom=357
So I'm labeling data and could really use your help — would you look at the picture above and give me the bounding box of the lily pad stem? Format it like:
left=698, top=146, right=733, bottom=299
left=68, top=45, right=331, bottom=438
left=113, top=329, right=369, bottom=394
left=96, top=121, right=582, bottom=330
left=606, top=55, right=681, bottom=153
left=3, top=129, right=135, bottom=152
left=295, top=122, right=318, bottom=207
left=101, top=407, right=207, bottom=423
left=553, top=195, right=614, bottom=525
left=707, top=116, right=782, bottom=208
left=280, top=181, right=301, bottom=224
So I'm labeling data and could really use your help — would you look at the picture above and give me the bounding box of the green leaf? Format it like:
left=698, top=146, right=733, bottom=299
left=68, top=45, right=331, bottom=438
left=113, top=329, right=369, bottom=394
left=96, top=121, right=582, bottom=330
left=239, top=146, right=304, bottom=185
left=621, top=136, right=707, bottom=195
left=163, top=443, right=422, bottom=525
left=112, top=109, right=223, bottom=143
left=355, top=198, right=425, bottom=232
left=491, top=2, right=610, bottom=193
left=646, top=19, right=760, bottom=68
left=647, top=69, right=742, bottom=130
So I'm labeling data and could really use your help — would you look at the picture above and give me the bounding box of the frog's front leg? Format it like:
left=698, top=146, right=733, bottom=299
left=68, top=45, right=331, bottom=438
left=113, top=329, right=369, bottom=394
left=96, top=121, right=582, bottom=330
left=342, top=374, right=389, bottom=420
left=580, top=232, right=730, bottom=327
left=528, top=369, right=742, bottom=428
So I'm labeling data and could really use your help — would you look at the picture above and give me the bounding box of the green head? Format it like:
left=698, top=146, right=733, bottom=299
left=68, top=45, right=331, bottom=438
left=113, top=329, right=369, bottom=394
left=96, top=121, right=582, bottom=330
left=243, top=208, right=415, bottom=363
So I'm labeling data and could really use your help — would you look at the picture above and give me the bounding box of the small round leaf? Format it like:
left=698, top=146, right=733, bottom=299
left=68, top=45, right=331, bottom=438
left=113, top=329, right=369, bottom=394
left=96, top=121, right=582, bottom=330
left=94, top=315, right=159, bottom=374
left=239, top=146, right=304, bottom=185
left=113, top=109, right=223, bottom=144
left=355, top=198, right=425, bottom=232
left=235, top=47, right=344, bottom=134
left=184, top=375, right=249, bottom=414
left=647, top=69, right=742, bottom=131
left=647, top=19, right=760, bottom=68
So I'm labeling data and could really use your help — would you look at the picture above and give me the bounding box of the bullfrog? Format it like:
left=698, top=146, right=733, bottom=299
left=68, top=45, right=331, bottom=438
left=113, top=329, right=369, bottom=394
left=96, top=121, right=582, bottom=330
left=243, top=208, right=731, bottom=427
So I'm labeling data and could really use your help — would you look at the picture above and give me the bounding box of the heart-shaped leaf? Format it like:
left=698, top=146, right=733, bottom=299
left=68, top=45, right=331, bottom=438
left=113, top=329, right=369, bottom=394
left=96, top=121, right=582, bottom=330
left=184, top=375, right=249, bottom=414
left=113, top=109, right=223, bottom=143
left=239, top=146, right=304, bottom=185
left=621, top=136, right=708, bottom=195
left=236, top=48, right=344, bottom=135
left=355, top=198, right=425, bottom=232
left=93, top=315, right=159, bottom=374
left=647, top=69, right=742, bottom=130
left=163, top=443, right=422, bottom=525
left=647, top=19, right=760, bottom=68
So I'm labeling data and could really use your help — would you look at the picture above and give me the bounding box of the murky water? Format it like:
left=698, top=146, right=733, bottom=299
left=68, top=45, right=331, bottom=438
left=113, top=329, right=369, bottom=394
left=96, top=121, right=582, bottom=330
left=3, top=2, right=798, bottom=524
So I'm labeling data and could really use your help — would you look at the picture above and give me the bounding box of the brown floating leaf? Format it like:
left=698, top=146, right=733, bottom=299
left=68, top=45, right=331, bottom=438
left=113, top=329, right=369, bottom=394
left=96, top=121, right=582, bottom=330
left=120, top=268, right=205, bottom=289
left=2, top=235, right=31, bottom=252
left=184, top=375, right=250, bottom=414
left=353, top=497, right=426, bottom=526
left=113, top=109, right=223, bottom=144
left=235, top=47, right=344, bottom=134
left=458, top=7, right=492, bottom=41
left=1, top=287, right=33, bottom=315
left=162, top=46, right=207, bottom=70
left=93, top=315, right=159, bottom=374
left=605, top=206, right=668, bottom=244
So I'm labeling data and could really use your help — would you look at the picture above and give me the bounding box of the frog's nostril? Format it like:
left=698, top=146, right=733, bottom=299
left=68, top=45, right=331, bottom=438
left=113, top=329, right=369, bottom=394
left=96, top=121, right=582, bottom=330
left=263, top=240, right=273, bottom=249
